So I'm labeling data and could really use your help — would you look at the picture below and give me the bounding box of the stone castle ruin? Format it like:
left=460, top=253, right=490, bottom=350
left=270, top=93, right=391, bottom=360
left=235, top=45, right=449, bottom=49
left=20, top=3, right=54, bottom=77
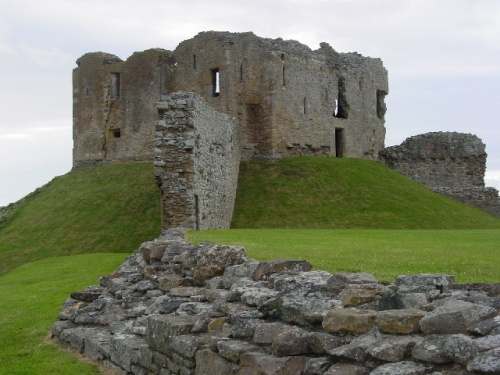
left=73, top=31, right=499, bottom=228
left=55, top=32, right=500, bottom=374
left=73, top=31, right=388, bottom=229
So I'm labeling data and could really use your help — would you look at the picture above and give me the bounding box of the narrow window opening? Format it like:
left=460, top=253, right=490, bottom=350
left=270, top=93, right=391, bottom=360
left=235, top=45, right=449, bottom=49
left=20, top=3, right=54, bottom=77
left=334, top=79, right=349, bottom=119
left=281, top=53, right=285, bottom=61
left=377, top=90, right=387, bottom=119
left=111, top=128, right=121, bottom=138
left=110, top=73, right=120, bottom=99
left=193, top=55, right=196, bottom=70
left=303, top=97, right=307, bottom=114
left=335, top=128, right=344, bottom=157
left=240, top=63, right=243, bottom=81
left=194, top=195, right=200, bottom=230
left=211, top=68, right=220, bottom=97
left=85, top=87, right=90, bottom=97
left=282, top=66, right=286, bottom=87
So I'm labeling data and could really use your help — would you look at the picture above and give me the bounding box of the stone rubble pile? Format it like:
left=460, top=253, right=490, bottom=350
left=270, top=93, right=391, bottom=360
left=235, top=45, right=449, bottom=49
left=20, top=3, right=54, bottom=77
left=51, top=229, right=500, bottom=374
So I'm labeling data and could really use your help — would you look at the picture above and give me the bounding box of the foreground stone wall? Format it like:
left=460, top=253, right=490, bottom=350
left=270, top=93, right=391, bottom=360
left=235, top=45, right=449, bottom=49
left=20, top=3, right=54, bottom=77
left=154, top=93, right=240, bottom=230
left=380, top=132, right=500, bottom=216
left=52, top=229, right=500, bottom=374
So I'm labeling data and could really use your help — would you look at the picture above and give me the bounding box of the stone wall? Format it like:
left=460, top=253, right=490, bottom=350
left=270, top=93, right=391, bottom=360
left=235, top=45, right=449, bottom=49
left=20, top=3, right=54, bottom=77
left=153, top=93, right=240, bottom=230
left=380, top=132, right=500, bottom=216
left=52, top=229, right=500, bottom=375
left=172, top=31, right=388, bottom=161
left=73, top=31, right=388, bottom=167
left=73, top=49, right=175, bottom=169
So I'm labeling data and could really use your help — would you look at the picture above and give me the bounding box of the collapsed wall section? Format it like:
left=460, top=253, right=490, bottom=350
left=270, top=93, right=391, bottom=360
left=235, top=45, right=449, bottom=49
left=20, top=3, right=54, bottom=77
left=154, top=92, right=240, bottom=230
left=380, top=132, right=500, bottom=216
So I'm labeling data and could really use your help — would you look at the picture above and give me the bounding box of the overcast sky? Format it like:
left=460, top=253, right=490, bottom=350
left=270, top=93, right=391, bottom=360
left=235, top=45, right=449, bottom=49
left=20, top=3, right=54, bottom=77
left=1, top=0, right=499, bottom=207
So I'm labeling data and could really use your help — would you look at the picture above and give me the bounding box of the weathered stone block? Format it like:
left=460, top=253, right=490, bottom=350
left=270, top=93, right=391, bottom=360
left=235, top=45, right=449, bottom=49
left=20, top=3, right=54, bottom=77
left=339, top=283, right=392, bottom=307
left=238, top=352, right=308, bottom=375
left=253, top=259, right=313, bottom=281
left=109, top=334, right=147, bottom=372
left=322, top=308, right=377, bottom=334
left=324, top=363, right=369, bottom=375
left=271, top=326, right=311, bottom=356
left=326, top=272, right=378, bottom=296
left=467, top=348, right=500, bottom=373
left=83, top=328, right=112, bottom=362
left=369, top=361, right=429, bottom=375
left=307, top=332, right=343, bottom=354
left=443, top=334, right=479, bottom=365
left=194, top=244, right=248, bottom=285
left=217, top=339, right=263, bottom=363
left=411, top=335, right=451, bottom=364
left=158, top=274, right=185, bottom=291
left=377, top=309, right=426, bottom=334
left=369, top=336, right=421, bottom=362
left=419, top=300, right=497, bottom=334
left=145, top=315, right=199, bottom=353
left=194, top=349, right=234, bottom=375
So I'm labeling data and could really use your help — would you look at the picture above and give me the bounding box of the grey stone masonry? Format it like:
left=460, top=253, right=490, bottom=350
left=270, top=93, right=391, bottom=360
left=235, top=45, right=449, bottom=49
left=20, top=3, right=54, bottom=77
left=154, top=92, right=240, bottom=230
left=380, top=132, right=500, bottom=216
left=52, top=228, right=500, bottom=374
left=73, top=31, right=388, bottom=168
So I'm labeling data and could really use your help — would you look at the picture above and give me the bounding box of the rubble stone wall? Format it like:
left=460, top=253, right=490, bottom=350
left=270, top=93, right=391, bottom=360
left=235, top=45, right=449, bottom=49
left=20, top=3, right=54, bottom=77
left=153, top=93, right=240, bottom=230
left=380, top=132, right=500, bottom=216
left=52, top=229, right=500, bottom=375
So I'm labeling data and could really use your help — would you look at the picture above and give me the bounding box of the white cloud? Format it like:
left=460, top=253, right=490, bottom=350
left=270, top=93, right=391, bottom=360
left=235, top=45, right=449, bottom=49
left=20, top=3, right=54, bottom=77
left=20, top=44, right=72, bottom=68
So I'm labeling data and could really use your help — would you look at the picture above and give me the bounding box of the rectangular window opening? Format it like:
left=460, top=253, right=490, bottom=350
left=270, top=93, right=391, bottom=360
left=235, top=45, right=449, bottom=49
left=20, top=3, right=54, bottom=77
left=110, top=72, right=120, bottom=99
left=335, top=128, right=344, bottom=157
left=303, top=97, right=307, bottom=114
left=193, top=55, right=197, bottom=70
left=282, top=66, right=286, bottom=87
left=194, top=195, right=200, bottom=230
left=211, top=68, right=220, bottom=97
left=240, top=63, right=243, bottom=81
left=377, top=90, right=387, bottom=119
left=334, top=79, right=349, bottom=119
left=111, top=128, right=121, bottom=138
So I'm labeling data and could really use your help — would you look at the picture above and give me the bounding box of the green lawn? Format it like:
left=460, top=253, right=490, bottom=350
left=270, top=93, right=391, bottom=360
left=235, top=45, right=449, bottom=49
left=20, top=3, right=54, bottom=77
left=188, top=229, right=500, bottom=283
left=232, top=157, right=500, bottom=229
left=0, top=253, right=128, bottom=375
left=1, top=159, right=500, bottom=374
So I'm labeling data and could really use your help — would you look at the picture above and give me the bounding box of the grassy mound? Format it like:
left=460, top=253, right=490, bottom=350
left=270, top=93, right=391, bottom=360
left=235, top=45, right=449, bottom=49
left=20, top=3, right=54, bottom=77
left=0, top=162, right=161, bottom=277
left=232, top=157, right=500, bottom=229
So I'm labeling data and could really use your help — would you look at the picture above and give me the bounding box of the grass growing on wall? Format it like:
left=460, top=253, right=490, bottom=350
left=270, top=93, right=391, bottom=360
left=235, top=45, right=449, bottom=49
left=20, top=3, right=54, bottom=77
left=0, top=253, right=128, bottom=374
left=232, top=157, right=500, bottom=229
left=188, top=229, right=500, bottom=283
left=0, top=162, right=161, bottom=277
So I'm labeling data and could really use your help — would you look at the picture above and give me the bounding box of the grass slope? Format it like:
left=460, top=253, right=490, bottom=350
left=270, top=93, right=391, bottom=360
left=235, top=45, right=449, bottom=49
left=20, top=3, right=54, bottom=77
left=0, top=162, right=161, bottom=277
left=0, top=253, right=128, bottom=374
left=232, top=157, right=500, bottom=229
